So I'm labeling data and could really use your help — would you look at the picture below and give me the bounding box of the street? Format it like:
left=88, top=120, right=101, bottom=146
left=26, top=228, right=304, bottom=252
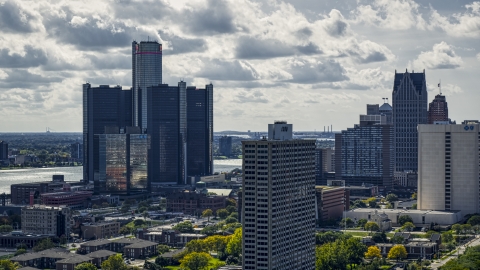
left=430, top=236, right=480, bottom=269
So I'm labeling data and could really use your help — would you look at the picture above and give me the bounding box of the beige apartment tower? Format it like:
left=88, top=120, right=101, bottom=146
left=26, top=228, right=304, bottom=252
left=418, top=123, right=480, bottom=215
left=242, top=121, right=316, bottom=270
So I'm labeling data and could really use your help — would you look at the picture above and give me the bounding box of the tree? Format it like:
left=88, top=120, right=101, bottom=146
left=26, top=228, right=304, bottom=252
left=226, top=205, right=236, bottom=214
left=224, top=217, right=237, bottom=224
left=200, top=225, right=218, bottom=236
left=120, top=204, right=130, bottom=213
left=386, top=193, right=399, bottom=203
left=202, top=209, right=213, bottom=222
left=467, top=215, right=480, bottom=226
left=452, top=224, right=462, bottom=235
left=462, top=224, right=472, bottom=234
left=364, top=222, right=380, bottom=233
left=33, top=238, right=55, bottom=252
left=14, top=249, right=26, bottom=256
left=101, top=254, right=128, bottom=270
left=371, top=232, right=387, bottom=243
left=216, top=209, right=229, bottom=219
left=173, top=221, right=194, bottom=233
left=365, top=246, right=382, bottom=260
left=315, top=231, right=351, bottom=245
left=119, top=226, right=131, bottom=236
left=411, top=192, right=417, bottom=199
left=225, top=198, right=237, bottom=207
left=340, top=218, right=354, bottom=228
left=345, top=237, right=367, bottom=267
left=186, top=239, right=208, bottom=253
left=225, top=227, right=242, bottom=257
left=75, top=262, right=97, bottom=270
left=142, top=210, right=149, bottom=220
left=442, top=231, right=454, bottom=243
left=157, top=244, right=170, bottom=255
left=133, top=219, right=145, bottom=227
left=179, top=252, right=212, bottom=270
left=398, top=215, right=413, bottom=226
left=352, top=200, right=367, bottom=208
left=387, top=245, right=407, bottom=261
left=411, top=203, right=417, bottom=210
left=365, top=197, right=377, bottom=208
left=357, top=219, right=368, bottom=228
left=401, top=222, right=415, bottom=232
left=155, top=257, right=170, bottom=267
left=101, top=202, right=110, bottom=208
left=0, top=260, right=20, bottom=270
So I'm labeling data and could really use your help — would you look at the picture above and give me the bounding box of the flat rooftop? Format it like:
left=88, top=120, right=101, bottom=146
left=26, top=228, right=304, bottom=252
left=347, top=208, right=461, bottom=215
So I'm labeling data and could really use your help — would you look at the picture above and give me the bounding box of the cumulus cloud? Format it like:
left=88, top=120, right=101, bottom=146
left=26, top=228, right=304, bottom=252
left=234, top=90, right=269, bottom=103
left=159, top=31, right=208, bottom=55
left=411, top=42, right=463, bottom=69
left=321, top=9, right=349, bottom=37
left=285, top=59, right=348, bottom=84
left=183, top=0, right=237, bottom=35
left=0, top=70, right=63, bottom=89
left=344, top=39, right=395, bottom=64
left=429, top=3, right=480, bottom=38
left=0, top=45, right=48, bottom=68
left=0, top=0, right=41, bottom=33
left=196, top=59, right=259, bottom=81
left=477, top=53, right=480, bottom=61
left=235, top=36, right=293, bottom=59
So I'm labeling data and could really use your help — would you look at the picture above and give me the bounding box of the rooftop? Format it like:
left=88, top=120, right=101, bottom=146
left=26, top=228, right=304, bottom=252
left=80, top=239, right=111, bottom=247
left=85, top=250, right=116, bottom=258
left=11, top=248, right=70, bottom=261
left=56, top=254, right=92, bottom=264
left=206, top=189, right=232, bottom=197
left=125, top=240, right=158, bottom=249
left=347, top=208, right=460, bottom=215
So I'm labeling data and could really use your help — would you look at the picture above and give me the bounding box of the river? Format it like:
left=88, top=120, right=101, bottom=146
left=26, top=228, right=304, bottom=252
left=0, top=159, right=243, bottom=194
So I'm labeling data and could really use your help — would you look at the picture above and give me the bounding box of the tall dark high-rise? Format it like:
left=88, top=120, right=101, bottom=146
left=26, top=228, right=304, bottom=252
left=392, top=70, right=428, bottom=172
left=0, top=141, right=8, bottom=160
left=186, top=85, right=213, bottom=177
left=82, top=84, right=132, bottom=184
left=147, top=83, right=186, bottom=188
left=132, top=41, right=163, bottom=129
left=428, top=94, right=448, bottom=124
left=218, top=136, right=232, bottom=157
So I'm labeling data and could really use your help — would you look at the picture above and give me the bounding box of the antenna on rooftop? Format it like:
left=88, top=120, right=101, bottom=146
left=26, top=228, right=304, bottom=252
left=382, top=98, right=386, bottom=103
left=438, top=80, right=442, bottom=95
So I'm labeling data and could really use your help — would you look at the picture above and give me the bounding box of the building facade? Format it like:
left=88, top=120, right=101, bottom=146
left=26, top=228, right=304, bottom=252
left=147, top=83, right=186, bottom=186
left=83, top=84, right=132, bottom=184
left=70, top=142, right=83, bottom=161
left=95, top=127, right=149, bottom=194
left=242, top=121, right=316, bottom=270
left=392, top=70, right=428, bottom=172
left=132, top=41, right=163, bottom=129
left=219, top=136, right=232, bottom=157
left=165, top=191, right=226, bottom=216
left=315, top=186, right=349, bottom=225
left=315, top=148, right=334, bottom=185
left=186, top=85, right=213, bottom=177
left=428, top=94, right=448, bottom=124
left=335, top=107, right=394, bottom=189
left=418, top=124, right=480, bottom=215
left=21, top=205, right=71, bottom=237
left=81, top=222, right=120, bottom=240
left=0, top=141, right=8, bottom=161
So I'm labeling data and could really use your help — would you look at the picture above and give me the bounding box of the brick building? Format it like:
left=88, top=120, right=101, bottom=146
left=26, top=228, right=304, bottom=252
left=41, top=191, right=93, bottom=209
left=315, top=185, right=350, bottom=225
left=166, top=190, right=226, bottom=215
left=81, top=222, right=120, bottom=240
left=137, top=228, right=206, bottom=247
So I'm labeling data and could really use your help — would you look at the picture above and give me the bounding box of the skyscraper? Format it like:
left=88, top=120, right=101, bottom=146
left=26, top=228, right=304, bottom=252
left=428, top=94, right=449, bottom=124
left=132, top=41, right=163, bottom=129
left=218, top=136, right=232, bottom=157
left=379, top=102, right=393, bottom=124
left=147, top=82, right=186, bottom=188
left=418, top=123, right=480, bottom=215
left=0, top=141, right=8, bottom=161
left=83, top=84, right=132, bottom=184
left=335, top=105, right=394, bottom=189
left=392, top=70, right=428, bottom=172
left=186, top=85, right=213, bottom=177
left=242, top=121, right=316, bottom=270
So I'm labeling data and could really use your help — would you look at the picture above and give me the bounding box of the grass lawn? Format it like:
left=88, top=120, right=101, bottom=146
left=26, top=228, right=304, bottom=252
left=345, top=231, right=395, bottom=238
left=165, top=257, right=225, bottom=269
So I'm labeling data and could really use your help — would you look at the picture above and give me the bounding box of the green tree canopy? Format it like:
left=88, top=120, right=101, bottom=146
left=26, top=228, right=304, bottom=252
left=216, top=209, right=229, bottom=219
left=398, top=215, right=413, bottom=226
left=225, top=227, right=242, bottom=257
left=0, top=260, right=20, bottom=270
left=201, top=209, right=213, bottom=221
left=315, top=231, right=351, bottom=245
left=401, top=222, right=415, bottom=232
left=386, top=193, right=399, bottom=203
left=179, top=252, right=212, bottom=270
left=75, top=262, right=97, bottom=270
left=101, top=254, right=128, bottom=270
left=357, top=219, right=368, bottom=228
left=157, top=244, right=170, bottom=255
left=364, top=246, right=382, bottom=260
left=33, top=238, right=55, bottom=252
left=387, top=245, right=407, bottom=261
left=467, top=215, right=480, bottom=226
left=173, top=221, right=194, bottom=233
left=364, top=222, right=380, bottom=233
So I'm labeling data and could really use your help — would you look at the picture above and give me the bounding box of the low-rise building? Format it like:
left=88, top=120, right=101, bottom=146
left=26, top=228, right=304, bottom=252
left=21, top=205, right=71, bottom=237
left=11, top=248, right=92, bottom=270
left=345, top=208, right=462, bottom=226
left=55, top=255, right=93, bottom=270
left=78, top=238, right=156, bottom=259
left=0, top=232, right=49, bottom=248
left=123, top=240, right=157, bottom=259
left=166, top=190, right=226, bottom=215
left=81, top=222, right=120, bottom=240
left=377, top=234, right=441, bottom=260
left=41, top=191, right=93, bottom=209
left=137, top=228, right=207, bottom=247
left=84, top=250, right=116, bottom=267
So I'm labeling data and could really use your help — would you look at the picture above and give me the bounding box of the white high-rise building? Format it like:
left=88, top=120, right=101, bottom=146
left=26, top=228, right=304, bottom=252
left=418, top=123, right=480, bottom=215
left=242, top=121, right=316, bottom=270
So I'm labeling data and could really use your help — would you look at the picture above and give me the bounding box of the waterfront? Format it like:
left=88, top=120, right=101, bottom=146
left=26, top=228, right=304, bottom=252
left=0, top=159, right=243, bottom=194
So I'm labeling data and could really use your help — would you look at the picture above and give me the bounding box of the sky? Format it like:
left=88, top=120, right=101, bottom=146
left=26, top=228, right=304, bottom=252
left=0, top=0, right=479, bottom=132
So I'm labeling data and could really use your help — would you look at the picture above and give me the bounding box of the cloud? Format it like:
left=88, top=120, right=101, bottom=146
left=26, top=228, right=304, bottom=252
left=411, top=42, right=463, bottom=69
left=235, top=36, right=293, bottom=59
left=234, top=90, right=269, bottom=103
left=322, top=9, right=349, bottom=37
left=429, top=3, right=480, bottom=38
left=344, top=39, right=395, bottom=64
left=0, top=0, right=40, bottom=33
left=0, top=45, right=48, bottom=68
left=295, top=43, right=323, bottom=55
left=196, top=59, right=259, bottom=81
left=285, top=59, right=349, bottom=84
left=112, top=0, right=173, bottom=24
left=159, top=31, right=207, bottom=55
left=352, top=0, right=427, bottom=30
left=0, top=70, right=63, bottom=89
left=183, top=0, right=237, bottom=35
left=477, top=53, right=480, bottom=61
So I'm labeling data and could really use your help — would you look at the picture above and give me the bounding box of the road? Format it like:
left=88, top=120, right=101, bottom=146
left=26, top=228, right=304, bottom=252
left=430, top=236, right=480, bottom=269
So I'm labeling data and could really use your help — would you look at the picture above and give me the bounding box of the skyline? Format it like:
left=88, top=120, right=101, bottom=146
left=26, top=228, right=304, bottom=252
left=1, top=0, right=480, bottom=132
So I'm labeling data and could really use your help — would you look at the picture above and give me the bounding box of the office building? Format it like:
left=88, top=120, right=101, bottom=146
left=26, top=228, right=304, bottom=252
left=0, top=141, right=8, bottom=160
left=81, top=222, right=120, bottom=240
left=315, top=148, right=334, bottom=185
left=147, top=83, right=186, bottom=186
left=10, top=176, right=80, bottom=205
left=95, top=127, right=149, bottom=194
left=186, top=85, right=213, bottom=177
left=392, top=70, right=428, bottom=172
left=428, top=94, right=448, bottom=124
left=418, top=123, right=480, bottom=215
left=70, top=142, right=83, bottom=160
left=335, top=105, right=394, bottom=189
left=219, top=136, right=232, bottom=157
left=132, top=40, right=163, bottom=129
left=21, top=205, right=71, bottom=237
left=315, top=186, right=349, bottom=225
left=379, top=102, right=393, bottom=124
left=166, top=191, right=226, bottom=216
left=242, top=121, right=316, bottom=270
left=83, top=84, right=132, bottom=184
left=367, top=104, right=379, bottom=115
left=40, top=191, right=93, bottom=209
